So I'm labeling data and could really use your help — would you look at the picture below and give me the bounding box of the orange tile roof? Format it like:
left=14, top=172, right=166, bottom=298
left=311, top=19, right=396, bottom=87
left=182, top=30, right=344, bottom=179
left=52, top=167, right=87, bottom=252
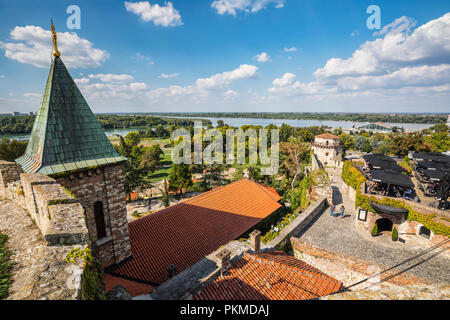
left=315, top=133, right=340, bottom=140
left=109, top=179, right=281, bottom=285
left=194, top=251, right=342, bottom=300
left=104, top=274, right=154, bottom=297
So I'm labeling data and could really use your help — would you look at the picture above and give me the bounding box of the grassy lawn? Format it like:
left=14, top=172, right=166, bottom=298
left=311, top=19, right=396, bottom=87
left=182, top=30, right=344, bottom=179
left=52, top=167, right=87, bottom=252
left=147, top=151, right=173, bottom=183
left=0, top=233, right=13, bottom=300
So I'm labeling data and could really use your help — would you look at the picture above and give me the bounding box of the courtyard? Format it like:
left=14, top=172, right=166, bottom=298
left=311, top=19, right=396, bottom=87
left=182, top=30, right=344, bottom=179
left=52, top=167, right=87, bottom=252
left=295, top=168, right=450, bottom=285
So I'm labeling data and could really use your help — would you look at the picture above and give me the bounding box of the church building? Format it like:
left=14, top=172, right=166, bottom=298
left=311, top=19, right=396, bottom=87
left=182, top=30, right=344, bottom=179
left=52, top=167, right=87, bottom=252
left=15, top=23, right=131, bottom=268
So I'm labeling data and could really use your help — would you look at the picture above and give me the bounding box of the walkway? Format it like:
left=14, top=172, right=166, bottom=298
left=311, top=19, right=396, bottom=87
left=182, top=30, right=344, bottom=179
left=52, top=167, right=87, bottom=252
left=0, top=199, right=82, bottom=300
left=295, top=168, right=450, bottom=285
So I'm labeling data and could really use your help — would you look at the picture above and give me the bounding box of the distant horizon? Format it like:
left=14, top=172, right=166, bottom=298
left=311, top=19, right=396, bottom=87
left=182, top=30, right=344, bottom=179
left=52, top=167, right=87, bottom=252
left=1, top=1, right=449, bottom=113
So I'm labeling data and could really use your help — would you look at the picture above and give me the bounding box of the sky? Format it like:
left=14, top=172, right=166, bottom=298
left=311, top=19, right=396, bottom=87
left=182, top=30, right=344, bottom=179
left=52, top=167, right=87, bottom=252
left=0, top=0, right=449, bottom=114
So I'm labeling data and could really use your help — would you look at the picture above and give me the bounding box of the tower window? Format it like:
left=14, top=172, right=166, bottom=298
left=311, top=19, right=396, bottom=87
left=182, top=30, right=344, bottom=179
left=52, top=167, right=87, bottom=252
left=94, top=201, right=107, bottom=239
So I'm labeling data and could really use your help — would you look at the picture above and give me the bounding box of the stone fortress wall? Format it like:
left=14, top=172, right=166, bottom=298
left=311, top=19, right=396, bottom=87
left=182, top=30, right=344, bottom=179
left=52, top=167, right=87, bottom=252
left=0, top=160, right=90, bottom=299
left=0, top=160, right=88, bottom=245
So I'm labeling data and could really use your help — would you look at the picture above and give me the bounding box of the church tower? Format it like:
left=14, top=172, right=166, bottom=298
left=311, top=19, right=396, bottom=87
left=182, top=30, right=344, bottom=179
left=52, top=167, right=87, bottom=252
left=16, top=22, right=131, bottom=267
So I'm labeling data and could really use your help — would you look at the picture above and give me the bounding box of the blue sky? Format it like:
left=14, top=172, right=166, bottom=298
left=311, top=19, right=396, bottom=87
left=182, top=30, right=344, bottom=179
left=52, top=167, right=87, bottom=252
left=0, top=0, right=449, bottom=113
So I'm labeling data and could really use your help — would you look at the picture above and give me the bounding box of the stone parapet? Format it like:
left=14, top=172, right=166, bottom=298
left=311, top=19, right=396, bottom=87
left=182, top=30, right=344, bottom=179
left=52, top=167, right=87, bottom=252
left=0, top=161, right=88, bottom=246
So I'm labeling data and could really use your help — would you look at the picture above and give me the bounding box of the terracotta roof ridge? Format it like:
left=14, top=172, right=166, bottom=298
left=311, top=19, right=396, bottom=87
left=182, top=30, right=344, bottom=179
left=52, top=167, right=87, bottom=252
left=252, top=181, right=281, bottom=203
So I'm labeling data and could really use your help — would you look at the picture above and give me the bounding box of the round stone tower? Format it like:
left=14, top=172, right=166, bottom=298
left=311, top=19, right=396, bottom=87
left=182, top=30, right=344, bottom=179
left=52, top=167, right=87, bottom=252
left=312, top=133, right=343, bottom=168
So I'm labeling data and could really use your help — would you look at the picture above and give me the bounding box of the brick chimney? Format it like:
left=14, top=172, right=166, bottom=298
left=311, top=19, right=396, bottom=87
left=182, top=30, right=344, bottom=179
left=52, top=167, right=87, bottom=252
left=250, top=230, right=261, bottom=252
left=216, top=249, right=231, bottom=277
left=168, top=264, right=177, bottom=279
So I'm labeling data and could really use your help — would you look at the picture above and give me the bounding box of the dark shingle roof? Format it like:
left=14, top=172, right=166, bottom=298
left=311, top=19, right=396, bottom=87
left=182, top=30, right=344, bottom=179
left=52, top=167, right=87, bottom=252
left=16, top=57, right=126, bottom=175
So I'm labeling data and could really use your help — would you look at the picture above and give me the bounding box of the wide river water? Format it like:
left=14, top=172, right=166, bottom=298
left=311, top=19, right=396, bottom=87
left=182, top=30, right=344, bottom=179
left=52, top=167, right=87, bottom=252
left=0, top=116, right=435, bottom=141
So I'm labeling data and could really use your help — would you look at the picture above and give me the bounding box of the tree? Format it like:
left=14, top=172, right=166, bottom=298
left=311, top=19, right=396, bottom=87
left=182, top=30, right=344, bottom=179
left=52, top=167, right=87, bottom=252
left=339, top=133, right=355, bottom=155
left=158, top=179, right=170, bottom=208
left=430, top=123, right=448, bottom=133
left=216, top=120, right=225, bottom=128
left=280, top=142, right=311, bottom=191
left=140, top=149, right=160, bottom=173
left=355, top=136, right=372, bottom=153
left=124, top=131, right=141, bottom=147
left=0, top=138, right=27, bottom=161
left=279, top=123, right=293, bottom=142
left=424, top=132, right=450, bottom=152
left=168, top=163, right=193, bottom=195
left=155, top=124, right=167, bottom=138
left=199, top=164, right=228, bottom=190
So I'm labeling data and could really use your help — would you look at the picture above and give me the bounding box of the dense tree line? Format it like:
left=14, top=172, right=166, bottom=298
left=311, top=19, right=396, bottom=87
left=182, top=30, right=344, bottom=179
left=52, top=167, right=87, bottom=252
left=0, top=115, right=211, bottom=135
left=147, top=112, right=447, bottom=124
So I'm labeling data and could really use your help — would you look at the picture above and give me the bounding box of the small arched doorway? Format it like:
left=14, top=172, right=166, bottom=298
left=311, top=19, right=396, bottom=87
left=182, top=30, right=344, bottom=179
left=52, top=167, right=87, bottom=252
left=419, top=226, right=431, bottom=239
left=376, top=218, right=393, bottom=232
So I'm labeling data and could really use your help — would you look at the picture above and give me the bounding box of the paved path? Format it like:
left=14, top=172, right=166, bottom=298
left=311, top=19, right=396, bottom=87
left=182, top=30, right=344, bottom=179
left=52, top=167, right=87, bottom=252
left=296, top=168, right=450, bottom=285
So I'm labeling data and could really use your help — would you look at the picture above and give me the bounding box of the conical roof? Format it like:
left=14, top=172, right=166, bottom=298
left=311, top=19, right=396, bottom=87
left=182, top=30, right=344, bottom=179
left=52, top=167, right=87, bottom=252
left=16, top=57, right=126, bottom=175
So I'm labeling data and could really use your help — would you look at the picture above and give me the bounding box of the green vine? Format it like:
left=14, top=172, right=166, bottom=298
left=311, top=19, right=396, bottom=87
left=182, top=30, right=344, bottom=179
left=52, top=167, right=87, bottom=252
left=65, top=247, right=106, bottom=300
left=0, top=233, right=13, bottom=300
left=344, top=161, right=450, bottom=237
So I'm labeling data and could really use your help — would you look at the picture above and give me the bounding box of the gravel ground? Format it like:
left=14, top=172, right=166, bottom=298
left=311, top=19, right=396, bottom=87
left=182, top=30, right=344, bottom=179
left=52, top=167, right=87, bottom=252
left=296, top=168, right=450, bottom=285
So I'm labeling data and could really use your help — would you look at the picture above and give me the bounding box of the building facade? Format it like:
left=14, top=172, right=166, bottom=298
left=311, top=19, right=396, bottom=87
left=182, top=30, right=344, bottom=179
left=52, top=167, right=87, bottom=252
left=312, top=133, right=343, bottom=168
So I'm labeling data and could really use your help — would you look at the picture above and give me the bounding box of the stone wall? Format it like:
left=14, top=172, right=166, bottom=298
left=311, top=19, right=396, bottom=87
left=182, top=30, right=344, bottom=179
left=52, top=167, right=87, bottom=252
left=264, top=196, right=329, bottom=249
left=56, top=164, right=131, bottom=267
left=0, top=161, right=89, bottom=246
left=291, top=238, right=432, bottom=291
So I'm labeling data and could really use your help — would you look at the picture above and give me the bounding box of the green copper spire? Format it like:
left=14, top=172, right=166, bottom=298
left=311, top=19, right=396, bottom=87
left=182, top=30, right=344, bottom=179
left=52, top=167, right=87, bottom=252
left=16, top=56, right=126, bottom=175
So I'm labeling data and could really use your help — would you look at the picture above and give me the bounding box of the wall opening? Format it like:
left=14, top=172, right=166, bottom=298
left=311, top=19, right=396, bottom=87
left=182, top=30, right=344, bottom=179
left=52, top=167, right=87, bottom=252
left=419, top=226, right=431, bottom=239
left=94, top=201, right=107, bottom=239
left=376, top=218, right=393, bottom=232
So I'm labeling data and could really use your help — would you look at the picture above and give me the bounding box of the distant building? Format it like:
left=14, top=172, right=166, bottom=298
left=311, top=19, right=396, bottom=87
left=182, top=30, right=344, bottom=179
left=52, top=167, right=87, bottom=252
left=312, top=133, right=343, bottom=168
left=357, top=122, right=392, bottom=132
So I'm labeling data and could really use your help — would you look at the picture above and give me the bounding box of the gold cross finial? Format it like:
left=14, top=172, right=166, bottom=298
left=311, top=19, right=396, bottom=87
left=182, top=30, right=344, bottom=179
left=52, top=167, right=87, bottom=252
left=51, top=19, right=61, bottom=57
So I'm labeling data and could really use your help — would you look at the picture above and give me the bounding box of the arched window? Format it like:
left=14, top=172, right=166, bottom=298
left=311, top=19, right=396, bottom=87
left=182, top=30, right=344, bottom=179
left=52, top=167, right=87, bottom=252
left=326, top=140, right=329, bottom=146
left=94, top=201, right=107, bottom=239
left=419, top=226, right=431, bottom=239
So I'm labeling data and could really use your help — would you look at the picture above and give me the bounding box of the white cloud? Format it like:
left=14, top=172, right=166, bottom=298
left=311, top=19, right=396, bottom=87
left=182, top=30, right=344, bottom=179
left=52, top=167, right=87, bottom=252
left=89, top=73, right=134, bottom=83
left=75, top=73, right=147, bottom=100
left=0, top=25, right=109, bottom=68
left=0, top=75, right=4, bottom=78
left=315, top=13, right=450, bottom=80
left=224, top=89, right=239, bottom=99
left=131, top=52, right=155, bottom=65
left=158, top=73, right=179, bottom=79
left=373, top=16, right=416, bottom=37
left=196, top=64, right=258, bottom=90
left=254, top=52, right=271, bottom=63
left=125, top=1, right=183, bottom=27
left=147, top=64, right=258, bottom=100
left=269, top=13, right=450, bottom=99
left=211, top=0, right=285, bottom=16
left=284, top=47, right=297, bottom=52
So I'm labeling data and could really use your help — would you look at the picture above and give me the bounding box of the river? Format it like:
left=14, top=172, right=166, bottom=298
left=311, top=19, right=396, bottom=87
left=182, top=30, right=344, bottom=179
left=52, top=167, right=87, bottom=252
left=0, top=117, right=434, bottom=141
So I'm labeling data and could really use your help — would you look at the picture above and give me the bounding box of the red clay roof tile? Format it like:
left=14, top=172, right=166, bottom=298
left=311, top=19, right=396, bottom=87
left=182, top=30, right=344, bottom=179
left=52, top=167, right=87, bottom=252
left=194, top=251, right=342, bottom=300
left=104, top=274, right=154, bottom=297
left=315, top=133, right=340, bottom=140
left=110, top=179, right=281, bottom=285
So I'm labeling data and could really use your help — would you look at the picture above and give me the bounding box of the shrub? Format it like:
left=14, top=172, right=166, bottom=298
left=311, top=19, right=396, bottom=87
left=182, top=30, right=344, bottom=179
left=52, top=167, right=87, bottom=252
left=0, top=233, right=13, bottom=299
left=392, top=227, right=399, bottom=240
left=371, top=224, right=378, bottom=236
